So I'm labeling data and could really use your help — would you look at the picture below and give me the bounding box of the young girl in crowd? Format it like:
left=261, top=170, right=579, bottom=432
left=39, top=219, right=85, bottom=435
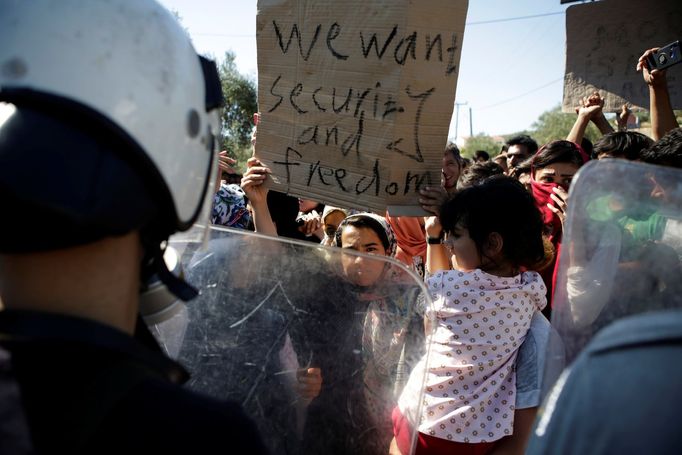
left=393, top=176, right=548, bottom=455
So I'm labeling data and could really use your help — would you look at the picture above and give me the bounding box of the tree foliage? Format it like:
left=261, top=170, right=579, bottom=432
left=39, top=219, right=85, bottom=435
left=218, top=51, right=257, bottom=172
left=462, top=133, right=503, bottom=158
left=519, top=106, right=682, bottom=148
left=530, top=104, right=601, bottom=146
left=169, top=14, right=255, bottom=172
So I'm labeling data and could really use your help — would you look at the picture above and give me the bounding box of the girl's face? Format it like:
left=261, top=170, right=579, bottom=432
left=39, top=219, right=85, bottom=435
left=444, top=224, right=481, bottom=272
left=340, top=225, right=387, bottom=287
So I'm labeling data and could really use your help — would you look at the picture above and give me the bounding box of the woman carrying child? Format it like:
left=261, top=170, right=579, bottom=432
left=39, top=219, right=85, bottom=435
left=393, top=176, right=549, bottom=455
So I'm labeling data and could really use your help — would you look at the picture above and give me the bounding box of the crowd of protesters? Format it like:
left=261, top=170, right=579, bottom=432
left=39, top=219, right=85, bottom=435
left=206, top=45, right=682, bottom=454
left=1, top=1, right=680, bottom=453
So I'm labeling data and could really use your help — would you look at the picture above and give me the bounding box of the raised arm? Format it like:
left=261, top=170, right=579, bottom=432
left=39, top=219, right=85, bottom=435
left=424, top=216, right=450, bottom=274
left=567, top=92, right=608, bottom=144
left=215, top=150, right=238, bottom=192
left=588, top=93, right=615, bottom=135
left=419, top=186, right=451, bottom=274
left=637, top=47, right=679, bottom=140
left=241, top=157, right=277, bottom=236
left=615, top=104, right=631, bottom=132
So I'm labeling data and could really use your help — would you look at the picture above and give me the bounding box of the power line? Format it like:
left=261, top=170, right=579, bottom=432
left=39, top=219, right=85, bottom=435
left=466, top=11, right=564, bottom=26
left=478, top=78, right=563, bottom=110
left=190, top=11, right=566, bottom=38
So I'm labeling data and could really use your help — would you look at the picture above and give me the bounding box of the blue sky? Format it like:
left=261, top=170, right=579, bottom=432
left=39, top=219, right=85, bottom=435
left=159, top=0, right=576, bottom=139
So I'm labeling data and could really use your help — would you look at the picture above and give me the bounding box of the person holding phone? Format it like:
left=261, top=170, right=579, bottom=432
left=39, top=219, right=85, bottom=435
left=637, top=44, right=680, bottom=140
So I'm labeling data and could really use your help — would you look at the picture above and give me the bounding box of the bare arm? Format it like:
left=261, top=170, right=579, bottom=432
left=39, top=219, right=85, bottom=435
left=488, top=407, right=538, bottom=455
left=637, top=47, right=679, bottom=140
left=587, top=91, right=614, bottom=135
left=241, top=157, right=277, bottom=236
left=591, top=111, right=615, bottom=135
left=215, top=150, right=237, bottom=193
left=615, top=104, right=631, bottom=132
left=424, top=216, right=450, bottom=273
left=566, top=110, right=592, bottom=145
left=419, top=186, right=451, bottom=274
left=567, top=92, right=606, bottom=144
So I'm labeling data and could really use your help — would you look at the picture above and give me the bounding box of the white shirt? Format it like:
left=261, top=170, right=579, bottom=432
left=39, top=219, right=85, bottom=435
left=399, top=269, right=546, bottom=443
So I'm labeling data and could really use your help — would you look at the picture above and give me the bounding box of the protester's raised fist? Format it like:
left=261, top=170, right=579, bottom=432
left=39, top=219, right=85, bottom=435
left=616, top=104, right=631, bottom=131
left=575, top=91, right=604, bottom=118
left=241, top=157, right=271, bottom=205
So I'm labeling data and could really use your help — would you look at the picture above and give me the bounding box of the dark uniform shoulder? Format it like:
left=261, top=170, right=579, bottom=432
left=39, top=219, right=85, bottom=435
left=95, top=377, right=269, bottom=454
left=585, top=309, right=682, bottom=355
left=528, top=310, right=682, bottom=455
left=0, top=311, right=268, bottom=455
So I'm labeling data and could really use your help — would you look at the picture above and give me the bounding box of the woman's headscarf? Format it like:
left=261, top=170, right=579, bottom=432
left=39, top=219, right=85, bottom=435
left=385, top=214, right=426, bottom=269
left=211, top=183, right=252, bottom=230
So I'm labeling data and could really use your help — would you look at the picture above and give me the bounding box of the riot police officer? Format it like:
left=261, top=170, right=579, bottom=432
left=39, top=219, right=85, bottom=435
left=0, top=1, right=267, bottom=453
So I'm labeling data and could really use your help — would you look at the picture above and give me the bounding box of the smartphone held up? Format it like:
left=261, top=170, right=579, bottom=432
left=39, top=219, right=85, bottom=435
left=646, top=40, right=681, bottom=71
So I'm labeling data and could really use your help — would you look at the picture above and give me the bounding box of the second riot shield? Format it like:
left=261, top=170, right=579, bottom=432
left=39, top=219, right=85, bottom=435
left=544, top=159, right=682, bottom=393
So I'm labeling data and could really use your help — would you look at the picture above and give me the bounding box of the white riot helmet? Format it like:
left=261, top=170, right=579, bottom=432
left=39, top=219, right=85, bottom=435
left=0, top=0, right=223, bottom=296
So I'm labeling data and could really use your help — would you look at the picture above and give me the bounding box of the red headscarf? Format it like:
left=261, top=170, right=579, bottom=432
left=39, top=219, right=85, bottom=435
left=530, top=142, right=589, bottom=246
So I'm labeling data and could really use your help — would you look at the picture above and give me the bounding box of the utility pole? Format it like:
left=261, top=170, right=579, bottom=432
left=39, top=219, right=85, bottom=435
left=454, top=101, right=468, bottom=141
left=469, top=106, right=473, bottom=137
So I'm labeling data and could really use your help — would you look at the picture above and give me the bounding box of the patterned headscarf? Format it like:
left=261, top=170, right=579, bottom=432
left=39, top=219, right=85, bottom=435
left=211, top=183, right=251, bottom=230
left=335, top=212, right=397, bottom=257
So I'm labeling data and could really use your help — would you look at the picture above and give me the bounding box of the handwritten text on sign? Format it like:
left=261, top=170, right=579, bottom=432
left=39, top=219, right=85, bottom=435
left=256, top=0, right=468, bottom=215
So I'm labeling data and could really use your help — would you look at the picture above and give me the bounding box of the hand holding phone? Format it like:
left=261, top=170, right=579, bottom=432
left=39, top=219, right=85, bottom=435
left=646, top=40, right=681, bottom=71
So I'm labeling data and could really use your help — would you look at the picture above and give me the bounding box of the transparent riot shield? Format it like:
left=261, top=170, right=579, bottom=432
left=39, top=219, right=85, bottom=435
left=146, top=225, right=433, bottom=455
left=544, top=159, right=682, bottom=393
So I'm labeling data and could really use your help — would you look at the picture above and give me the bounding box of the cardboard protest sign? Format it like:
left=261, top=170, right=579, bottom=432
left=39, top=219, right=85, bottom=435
left=256, top=0, right=468, bottom=215
left=563, top=0, right=681, bottom=112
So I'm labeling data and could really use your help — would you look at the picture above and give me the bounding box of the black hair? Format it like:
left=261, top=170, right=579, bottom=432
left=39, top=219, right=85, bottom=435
left=457, top=161, right=504, bottom=190
left=440, top=176, right=545, bottom=270
left=304, top=202, right=325, bottom=214
left=593, top=131, right=654, bottom=160
left=474, top=150, right=490, bottom=161
left=334, top=215, right=390, bottom=252
left=523, top=140, right=585, bottom=171
left=639, top=128, right=682, bottom=169
left=505, top=134, right=539, bottom=155
left=444, top=142, right=462, bottom=161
